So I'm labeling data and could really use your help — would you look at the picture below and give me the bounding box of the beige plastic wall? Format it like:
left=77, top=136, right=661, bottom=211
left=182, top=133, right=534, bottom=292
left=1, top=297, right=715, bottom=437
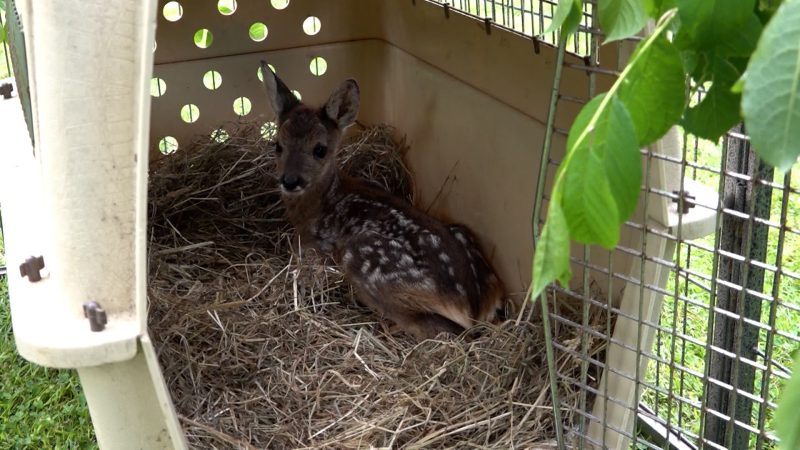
left=150, top=0, right=625, bottom=302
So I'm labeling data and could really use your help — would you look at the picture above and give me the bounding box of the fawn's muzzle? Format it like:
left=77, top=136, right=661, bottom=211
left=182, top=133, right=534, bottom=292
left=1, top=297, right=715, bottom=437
left=280, top=173, right=306, bottom=192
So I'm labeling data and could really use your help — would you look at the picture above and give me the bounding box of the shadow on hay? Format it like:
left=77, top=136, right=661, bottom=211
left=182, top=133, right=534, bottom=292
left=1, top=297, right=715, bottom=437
left=147, top=122, right=606, bottom=449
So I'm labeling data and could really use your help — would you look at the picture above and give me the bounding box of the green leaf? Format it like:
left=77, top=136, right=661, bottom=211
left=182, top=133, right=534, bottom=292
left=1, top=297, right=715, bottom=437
left=617, top=35, right=686, bottom=146
left=676, top=0, right=756, bottom=50
left=683, top=57, right=746, bottom=141
left=716, top=13, right=764, bottom=57
left=531, top=199, right=572, bottom=299
left=643, top=0, right=676, bottom=17
left=568, top=95, right=641, bottom=222
left=544, top=0, right=583, bottom=36
left=742, top=0, right=800, bottom=171
left=562, top=96, right=639, bottom=248
left=684, top=86, right=740, bottom=142
left=775, top=353, right=800, bottom=450
left=599, top=0, right=648, bottom=43
left=0, top=23, right=5, bottom=45
left=562, top=150, right=619, bottom=247
left=757, top=0, right=785, bottom=21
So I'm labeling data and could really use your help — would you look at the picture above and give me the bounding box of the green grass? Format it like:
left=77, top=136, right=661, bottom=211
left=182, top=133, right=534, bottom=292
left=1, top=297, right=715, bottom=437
left=0, top=228, right=97, bottom=448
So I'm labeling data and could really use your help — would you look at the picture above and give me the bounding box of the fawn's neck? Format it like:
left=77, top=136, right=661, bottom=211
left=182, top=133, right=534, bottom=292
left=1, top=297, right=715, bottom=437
left=282, top=169, right=343, bottom=238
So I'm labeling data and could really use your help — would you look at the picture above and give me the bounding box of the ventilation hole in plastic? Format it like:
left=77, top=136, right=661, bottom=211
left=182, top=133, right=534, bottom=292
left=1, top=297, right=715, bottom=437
left=163, top=1, right=183, bottom=21
left=180, top=104, right=200, bottom=123
left=233, top=97, right=252, bottom=116
left=159, top=137, right=179, bottom=155
left=211, top=129, right=230, bottom=143
left=309, top=57, right=327, bottom=76
left=249, top=22, right=268, bottom=42
left=292, top=90, right=302, bottom=100
left=150, top=78, right=167, bottom=97
left=194, top=29, right=214, bottom=48
left=261, top=122, right=277, bottom=140
left=257, top=64, right=276, bottom=82
left=271, top=0, right=290, bottom=10
left=203, top=70, right=222, bottom=90
left=303, top=16, right=321, bottom=35
left=217, top=0, right=237, bottom=15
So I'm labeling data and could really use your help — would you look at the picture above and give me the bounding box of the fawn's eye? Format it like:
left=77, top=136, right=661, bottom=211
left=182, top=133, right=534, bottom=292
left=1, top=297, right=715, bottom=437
left=313, top=144, right=328, bottom=159
left=274, top=143, right=283, bottom=155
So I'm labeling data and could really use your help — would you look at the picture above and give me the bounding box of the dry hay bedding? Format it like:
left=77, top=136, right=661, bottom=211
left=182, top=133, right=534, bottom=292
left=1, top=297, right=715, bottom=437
left=147, top=122, right=605, bottom=449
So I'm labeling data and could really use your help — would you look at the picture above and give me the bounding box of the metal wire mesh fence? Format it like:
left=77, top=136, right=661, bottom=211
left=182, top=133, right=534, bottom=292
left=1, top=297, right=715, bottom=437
left=428, top=0, right=596, bottom=56
left=438, top=1, right=798, bottom=449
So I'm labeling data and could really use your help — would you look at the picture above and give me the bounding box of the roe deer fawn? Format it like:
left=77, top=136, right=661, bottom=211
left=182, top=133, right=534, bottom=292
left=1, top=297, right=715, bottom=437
left=259, top=61, right=505, bottom=340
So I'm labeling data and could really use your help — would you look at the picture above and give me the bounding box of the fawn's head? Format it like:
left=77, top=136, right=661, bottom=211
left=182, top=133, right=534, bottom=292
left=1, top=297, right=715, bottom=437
left=260, top=60, right=360, bottom=196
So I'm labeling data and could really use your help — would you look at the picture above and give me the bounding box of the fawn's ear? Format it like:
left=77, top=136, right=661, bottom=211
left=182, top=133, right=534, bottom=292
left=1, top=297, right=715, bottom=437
left=324, top=79, right=360, bottom=129
left=260, top=60, right=299, bottom=122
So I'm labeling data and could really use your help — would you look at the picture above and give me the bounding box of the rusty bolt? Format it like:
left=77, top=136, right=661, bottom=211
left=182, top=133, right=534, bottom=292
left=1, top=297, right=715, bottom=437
left=19, top=256, right=45, bottom=282
left=0, top=83, right=13, bottom=99
left=672, top=190, right=696, bottom=214
left=83, top=301, right=108, bottom=332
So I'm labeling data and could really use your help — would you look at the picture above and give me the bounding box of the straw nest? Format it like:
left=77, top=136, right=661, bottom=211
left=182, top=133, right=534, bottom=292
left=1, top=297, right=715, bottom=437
left=147, top=122, right=607, bottom=449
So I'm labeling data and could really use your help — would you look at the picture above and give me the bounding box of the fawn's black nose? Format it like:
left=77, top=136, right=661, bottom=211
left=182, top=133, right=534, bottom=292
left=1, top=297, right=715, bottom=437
left=280, top=173, right=306, bottom=191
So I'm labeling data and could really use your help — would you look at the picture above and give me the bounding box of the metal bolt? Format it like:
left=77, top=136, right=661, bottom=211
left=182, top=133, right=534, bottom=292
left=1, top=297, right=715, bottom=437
left=19, top=256, right=45, bottom=282
left=83, top=301, right=108, bottom=332
left=0, top=83, right=12, bottom=99
left=672, top=190, right=696, bottom=214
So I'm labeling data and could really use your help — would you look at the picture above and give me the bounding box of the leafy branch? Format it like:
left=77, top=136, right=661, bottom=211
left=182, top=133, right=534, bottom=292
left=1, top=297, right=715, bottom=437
left=534, top=0, right=800, bottom=448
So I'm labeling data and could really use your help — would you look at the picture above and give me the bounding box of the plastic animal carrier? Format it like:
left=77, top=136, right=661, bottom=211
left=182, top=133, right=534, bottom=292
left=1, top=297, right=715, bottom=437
left=3, top=0, right=751, bottom=448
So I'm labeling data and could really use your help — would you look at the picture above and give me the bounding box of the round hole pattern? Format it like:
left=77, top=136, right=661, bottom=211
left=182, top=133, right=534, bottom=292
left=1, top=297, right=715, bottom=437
left=203, top=70, right=222, bottom=90
left=163, top=1, right=183, bottom=21
left=257, top=64, right=276, bottom=82
left=180, top=104, right=200, bottom=123
left=233, top=97, right=252, bottom=116
left=271, top=0, right=290, bottom=10
left=159, top=136, right=179, bottom=155
left=150, top=78, right=167, bottom=97
left=303, top=16, right=321, bottom=35
left=249, top=22, right=268, bottom=42
left=309, top=57, right=327, bottom=76
left=261, top=122, right=277, bottom=140
left=292, top=90, right=302, bottom=100
left=194, top=29, right=214, bottom=49
left=217, top=0, right=237, bottom=15
left=211, top=128, right=230, bottom=143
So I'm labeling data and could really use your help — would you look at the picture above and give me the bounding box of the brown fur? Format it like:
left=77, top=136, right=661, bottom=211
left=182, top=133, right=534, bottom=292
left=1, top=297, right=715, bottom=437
left=260, top=61, right=506, bottom=340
